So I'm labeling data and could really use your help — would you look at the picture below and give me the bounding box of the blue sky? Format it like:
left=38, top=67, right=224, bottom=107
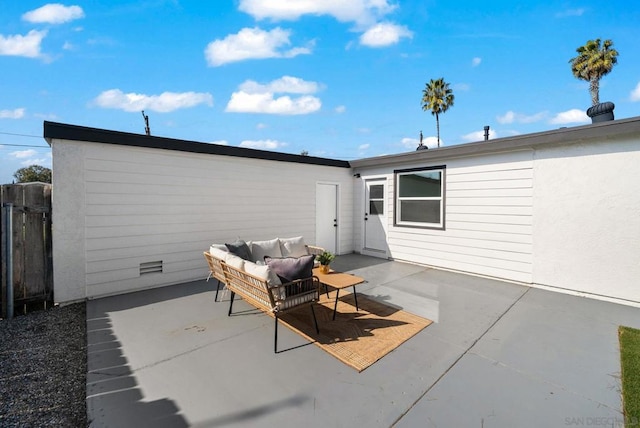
left=1, top=1, right=639, bottom=183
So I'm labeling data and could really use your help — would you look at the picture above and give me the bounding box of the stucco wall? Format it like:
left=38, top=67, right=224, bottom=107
left=51, top=139, right=354, bottom=301
left=532, top=136, right=640, bottom=303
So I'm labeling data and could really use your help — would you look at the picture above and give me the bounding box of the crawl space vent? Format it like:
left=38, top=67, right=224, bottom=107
left=140, top=261, right=163, bottom=275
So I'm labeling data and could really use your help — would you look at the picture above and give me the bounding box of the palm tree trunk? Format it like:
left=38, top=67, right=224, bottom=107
left=590, top=77, right=599, bottom=106
left=435, top=112, right=440, bottom=147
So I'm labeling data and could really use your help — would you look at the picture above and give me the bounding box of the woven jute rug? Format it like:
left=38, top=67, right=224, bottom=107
left=278, top=293, right=433, bottom=372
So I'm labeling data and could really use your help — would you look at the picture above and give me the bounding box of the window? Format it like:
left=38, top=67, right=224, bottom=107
left=395, top=166, right=445, bottom=229
left=369, top=184, right=384, bottom=215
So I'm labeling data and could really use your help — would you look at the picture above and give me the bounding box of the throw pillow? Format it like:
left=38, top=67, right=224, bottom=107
left=279, top=236, right=308, bottom=258
left=225, top=238, right=252, bottom=261
left=251, top=238, right=282, bottom=263
left=264, top=254, right=315, bottom=284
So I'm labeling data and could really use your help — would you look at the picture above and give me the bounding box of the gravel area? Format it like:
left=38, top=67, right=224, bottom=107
left=0, top=303, right=87, bottom=427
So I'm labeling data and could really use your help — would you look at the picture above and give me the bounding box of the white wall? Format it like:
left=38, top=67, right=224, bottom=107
left=532, top=136, right=640, bottom=303
left=356, top=150, right=534, bottom=283
left=354, top=135, right=640, bottom=304
left=52, top=139, right=354, bottom=301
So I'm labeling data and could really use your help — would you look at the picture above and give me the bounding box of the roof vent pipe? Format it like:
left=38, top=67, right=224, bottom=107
left=484, top=126, right=490, bottom=141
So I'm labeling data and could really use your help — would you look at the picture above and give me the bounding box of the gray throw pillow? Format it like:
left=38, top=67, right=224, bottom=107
left=264, top=254, right=315, bottom=283
left=225, top=238, right=252, bottom=261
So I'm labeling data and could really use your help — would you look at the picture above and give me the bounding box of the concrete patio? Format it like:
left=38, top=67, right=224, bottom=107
left=86, top=254, right=640, bottom=427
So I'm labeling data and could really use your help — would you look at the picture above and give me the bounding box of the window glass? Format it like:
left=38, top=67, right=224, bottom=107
left=395, top=167, right=445, bottom=229
left=370, top=200, right=384, bottom=215
left=399, top=172, right=441, bottom=198
left=369, top=184, right=384, bottom=199
left=399, top=200, right=440, bottom=223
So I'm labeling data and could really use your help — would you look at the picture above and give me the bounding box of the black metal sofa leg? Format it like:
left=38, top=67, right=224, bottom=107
left=228, top=291, right=235, bottom=316
left=214, top=279, right=221, bottom=302
left=274, top=314, right=279, bottom=353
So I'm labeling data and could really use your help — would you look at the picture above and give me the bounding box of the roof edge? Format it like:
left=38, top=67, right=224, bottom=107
left=43, top=121, right=351, bottom=169
left=351, top=116, right=640, bottom=169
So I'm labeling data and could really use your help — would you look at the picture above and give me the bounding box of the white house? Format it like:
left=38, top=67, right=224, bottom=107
left=351, top=117, right=640, bottom=305
left=45, top=117, right=640, bottom=305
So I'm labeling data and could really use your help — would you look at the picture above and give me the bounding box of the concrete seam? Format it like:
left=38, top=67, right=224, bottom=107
left=390, top=286, right=531, bottom=427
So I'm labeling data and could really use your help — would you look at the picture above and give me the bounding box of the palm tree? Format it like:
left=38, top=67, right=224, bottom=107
left=569, top=38, right=619, bottom=106
left=421, top=78, right=454, bottom=148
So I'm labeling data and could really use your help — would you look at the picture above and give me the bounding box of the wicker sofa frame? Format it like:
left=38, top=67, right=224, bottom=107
left=203, top=250, right=322, bottom=353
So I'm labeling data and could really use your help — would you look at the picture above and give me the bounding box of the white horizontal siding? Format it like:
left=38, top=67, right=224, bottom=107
left=358, top=150, right=534, bottom=283
left=53, top=140, right=354, bottom=300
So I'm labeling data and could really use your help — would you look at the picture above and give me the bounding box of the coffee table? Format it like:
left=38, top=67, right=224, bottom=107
left=312, top=268, right=365, bottom=320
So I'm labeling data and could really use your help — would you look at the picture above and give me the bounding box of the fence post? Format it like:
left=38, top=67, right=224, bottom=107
left=3, top=202, right=13, bottom=319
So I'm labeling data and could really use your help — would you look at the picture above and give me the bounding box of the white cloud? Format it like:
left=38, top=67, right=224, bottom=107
left=204, top=27, right=311, bottom=66
left=239, top=139, right=287, bottom=150
left=335, top=105, right=346, bottom=113
left=359, top=22, right=412, bottom=47
left=0, top=108, right=26, bottom=119
left=472, top=57, right=481, bottom=67
left=209, top=140, right=229, bottom=145
left=256, top=123, right=268, bottom=129
left=358, top=143, right=370, bottom=150
left=226, top=76, right=322, bottom=115
left=23, top=4, right=85, bottom=24
left=453, top=83, right=470, bottom=91
left=0, top=30, right=47, bottom=58
left=238, top=0, right=397, bottom=27
left=555, top=8, right=585, bottom=18
left=630, top=82, right=640, bottom=102
left=497, top=110, right=547, bottom=124
left=549, top=109, right=590, bottom=125
left=226, top=92, right=321, bottom=115
left=240, top=75, right=319, bottom=94
left=93, top=89, right=213, bottom=113
left=461, top=129, right=497, bottom=142
left=21, top=157, right=50, bottom=167
left=11, top=149, right=37, bottom=158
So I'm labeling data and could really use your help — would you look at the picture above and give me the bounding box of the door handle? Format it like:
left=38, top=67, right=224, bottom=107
left=333, top=219, right=338, bottom=227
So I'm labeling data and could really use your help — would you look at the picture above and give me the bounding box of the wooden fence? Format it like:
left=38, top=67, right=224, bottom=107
left=1, top=183, right=53, bottom=315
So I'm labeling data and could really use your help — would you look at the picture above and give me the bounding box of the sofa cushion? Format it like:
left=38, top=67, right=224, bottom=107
left=251, top=238, right=282, bottom=263
left=279, top=236, right=308, bottom=258
left=209, top=247, right=229, bottom=261
left=224, top=253, right=245, bottom=270
left=265, top=254, right=315, bottom=284
left=243, top=261, right=284, bottom=301
left=243, top=261, right=282, bottom=286
left=225, top=238, right=252, bottom=261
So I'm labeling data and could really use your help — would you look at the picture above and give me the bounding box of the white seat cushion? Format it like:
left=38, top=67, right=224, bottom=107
left=279, top=236, right=308, bottom=258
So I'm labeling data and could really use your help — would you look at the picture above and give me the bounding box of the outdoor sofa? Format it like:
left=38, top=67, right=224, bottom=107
left=204, top=237, right=324, bottom=352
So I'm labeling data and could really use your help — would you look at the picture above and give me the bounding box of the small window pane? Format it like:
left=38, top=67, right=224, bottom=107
left=369, top=184, right=384, bottom=199
left=370, top=200, right=384, bottom=215
left=399, top=172, right=441, bottom=198
left=400, top=200, right=441, bottom=223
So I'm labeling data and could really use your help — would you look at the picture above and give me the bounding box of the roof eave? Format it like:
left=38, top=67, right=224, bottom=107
left=352, top=116, right=640, bottom=169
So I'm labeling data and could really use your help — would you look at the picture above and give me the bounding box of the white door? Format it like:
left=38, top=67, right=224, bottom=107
left=363, top=180, right=388, bottom=256
left=316, top=183, right=338, bottom=253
